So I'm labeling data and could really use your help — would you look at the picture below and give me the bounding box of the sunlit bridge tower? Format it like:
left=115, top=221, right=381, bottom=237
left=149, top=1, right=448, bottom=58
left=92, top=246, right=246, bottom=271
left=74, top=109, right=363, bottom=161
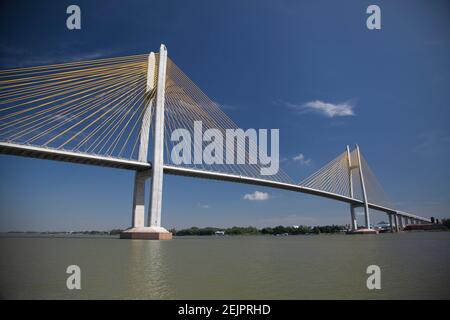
left=346, top=145, right=371, bottom=233
left=120, top=44, right=172, bottom=240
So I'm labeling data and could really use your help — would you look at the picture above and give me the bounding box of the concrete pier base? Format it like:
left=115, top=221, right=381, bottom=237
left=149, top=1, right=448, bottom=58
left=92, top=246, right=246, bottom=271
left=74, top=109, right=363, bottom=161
left=120, top=227, right=172, bottom=240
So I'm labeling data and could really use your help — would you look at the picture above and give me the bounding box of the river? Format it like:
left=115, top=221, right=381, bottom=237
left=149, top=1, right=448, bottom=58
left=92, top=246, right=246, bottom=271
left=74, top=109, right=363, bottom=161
left=0, top=232, right=449, bottom=299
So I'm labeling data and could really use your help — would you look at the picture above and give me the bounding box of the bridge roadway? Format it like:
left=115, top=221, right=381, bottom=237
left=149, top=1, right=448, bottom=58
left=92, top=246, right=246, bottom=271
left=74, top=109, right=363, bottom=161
left=0, top=141, right=150, bottom=171
left=0, top=141, right=430, bottom=223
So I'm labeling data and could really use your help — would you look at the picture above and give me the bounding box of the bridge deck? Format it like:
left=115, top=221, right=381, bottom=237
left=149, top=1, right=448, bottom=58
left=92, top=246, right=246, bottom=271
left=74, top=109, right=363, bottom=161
left=163, top=165, right=431, bottom=223
left=0, top=142, right=430, bottom=223
left=163, top=165, right=363, bottom=205
left=0, top=142, right=151, bottom=171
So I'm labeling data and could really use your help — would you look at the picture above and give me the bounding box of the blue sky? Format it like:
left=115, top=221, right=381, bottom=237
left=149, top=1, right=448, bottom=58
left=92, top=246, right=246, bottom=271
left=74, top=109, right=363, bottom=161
left=0, top=0, right=449, bottom=231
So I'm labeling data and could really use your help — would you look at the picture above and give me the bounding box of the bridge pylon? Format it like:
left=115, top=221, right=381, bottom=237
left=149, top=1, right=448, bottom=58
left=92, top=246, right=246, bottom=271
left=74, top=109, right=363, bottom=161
left=356, top=145, right=371, bottom=229
left=346, top=145, right=373, bottom=233
left=346, top=146, right=358, bottom=231
left=120, top=44, right=172, bottom=240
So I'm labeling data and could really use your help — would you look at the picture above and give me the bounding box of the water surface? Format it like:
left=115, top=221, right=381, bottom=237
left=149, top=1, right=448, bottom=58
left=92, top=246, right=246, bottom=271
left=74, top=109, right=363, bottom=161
left=0, top=232, right=449, bottom=299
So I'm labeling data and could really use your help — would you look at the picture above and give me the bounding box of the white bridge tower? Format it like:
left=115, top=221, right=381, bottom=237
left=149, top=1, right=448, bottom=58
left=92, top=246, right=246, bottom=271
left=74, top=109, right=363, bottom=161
left=120, top=44, right=172, bottom=240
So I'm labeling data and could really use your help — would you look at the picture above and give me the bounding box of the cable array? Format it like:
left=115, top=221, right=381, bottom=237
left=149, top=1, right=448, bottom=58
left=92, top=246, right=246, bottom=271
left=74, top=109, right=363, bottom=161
left=301, top=148, right=393, bottom=206
left=163, top=58, right=294, bottom=183
left=0, top=54, right=150, bottom=160
left=0, top=52, right=393, bottom=209
left=300, top=151, right=351, bottom=197
left=359, top=153, right=393, bottom=208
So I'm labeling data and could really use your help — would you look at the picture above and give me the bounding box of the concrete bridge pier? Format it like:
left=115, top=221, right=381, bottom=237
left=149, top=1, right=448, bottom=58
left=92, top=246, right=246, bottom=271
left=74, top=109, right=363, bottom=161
left=121, top=44, right=172, bottom=240
left=394, top=214, right=400, bottom=232
left=350, top=204, right=358, bottom=231
left=347, top=147, right=357, bottom=231
left=388, top=214, right=394, bottom=232
left=345, top=146, right=377, bottom=234
left=131, top=170, right=149, bottom=228
left=355, top=145, right=371, bottom=230
left=146, top=44, right=172, bottom=239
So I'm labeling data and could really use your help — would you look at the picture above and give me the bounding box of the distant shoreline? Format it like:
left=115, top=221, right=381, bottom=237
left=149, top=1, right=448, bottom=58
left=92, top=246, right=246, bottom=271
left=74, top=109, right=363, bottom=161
left=3, top=222, right=448, bottom=238
left=2, top=225, right=347, bottom=237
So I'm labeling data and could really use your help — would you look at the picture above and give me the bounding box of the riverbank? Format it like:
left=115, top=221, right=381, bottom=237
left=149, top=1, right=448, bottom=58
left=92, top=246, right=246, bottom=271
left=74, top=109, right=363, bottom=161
left=2, top=225, right=347, bottom=237
left=3, top=222, right=450, bottom=238
left=171, top=225, right=347, bottom=236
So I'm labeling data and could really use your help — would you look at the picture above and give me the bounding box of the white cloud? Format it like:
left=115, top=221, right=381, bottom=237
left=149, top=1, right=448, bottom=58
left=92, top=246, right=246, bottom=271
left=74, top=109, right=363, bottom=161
left=302, top=100, right=355, bottom=117
left=281, top=100, right=355, bottom=118
left=197, top=203, right=210, bottom=209
left=243, top=191, right=269, bottom=201
left=293, top=153, right=311, bottom=165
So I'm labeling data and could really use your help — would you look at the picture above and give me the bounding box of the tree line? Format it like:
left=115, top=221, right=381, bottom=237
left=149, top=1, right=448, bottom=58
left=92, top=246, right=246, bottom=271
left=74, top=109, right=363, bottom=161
left=170, top=225, right=346, bottom=236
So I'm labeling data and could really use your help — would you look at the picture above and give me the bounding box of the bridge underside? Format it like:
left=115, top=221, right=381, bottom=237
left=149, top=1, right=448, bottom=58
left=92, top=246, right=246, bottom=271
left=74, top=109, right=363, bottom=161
left=0, top=142, right=150, bottom=171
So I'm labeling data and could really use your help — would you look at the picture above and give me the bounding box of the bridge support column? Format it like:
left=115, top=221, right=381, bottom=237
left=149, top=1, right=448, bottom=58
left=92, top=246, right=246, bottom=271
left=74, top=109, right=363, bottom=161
left=121, top=44, right=172, bottom=240
left=399, top=215, right=404, bottom=230
left=347, top=146, right=357, bottom=231
left=147, top=44, right=170, bottom=236
left=394, top=214, right=399, bottom=232
left=131, top=170, right=148, bottom=228
left=350, top=205, right=358, bottom=231
left=388, top=214, right=394, bottom=232
left=356, top=145, right=371, bottom=229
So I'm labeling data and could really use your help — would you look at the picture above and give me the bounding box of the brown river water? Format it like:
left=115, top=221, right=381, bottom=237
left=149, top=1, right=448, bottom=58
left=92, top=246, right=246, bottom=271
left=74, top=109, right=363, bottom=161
left=0, top=232, right=449, bottom=299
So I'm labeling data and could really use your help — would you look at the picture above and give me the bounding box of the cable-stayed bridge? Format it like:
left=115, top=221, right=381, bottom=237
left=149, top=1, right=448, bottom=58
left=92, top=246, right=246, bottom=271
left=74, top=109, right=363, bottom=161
left=0, top=44, right=430, bottom=239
